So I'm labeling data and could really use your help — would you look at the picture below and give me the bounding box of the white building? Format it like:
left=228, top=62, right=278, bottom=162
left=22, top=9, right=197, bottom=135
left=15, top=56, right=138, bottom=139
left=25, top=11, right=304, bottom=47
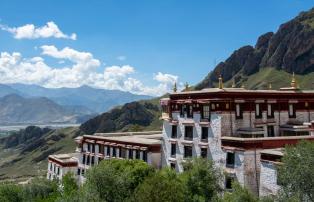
left=47, top=153, right=78, bottom=181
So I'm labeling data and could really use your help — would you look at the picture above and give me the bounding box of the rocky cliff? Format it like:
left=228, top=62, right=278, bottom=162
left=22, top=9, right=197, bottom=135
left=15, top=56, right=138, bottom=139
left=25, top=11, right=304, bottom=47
left=196, top=8, right=314, bottom=89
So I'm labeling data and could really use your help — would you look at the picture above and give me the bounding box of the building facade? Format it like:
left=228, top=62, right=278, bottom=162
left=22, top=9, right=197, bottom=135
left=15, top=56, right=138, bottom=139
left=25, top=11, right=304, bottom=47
left=161, top=79, right=314, bottom=195
left=47, top=131, right=162, bottom=184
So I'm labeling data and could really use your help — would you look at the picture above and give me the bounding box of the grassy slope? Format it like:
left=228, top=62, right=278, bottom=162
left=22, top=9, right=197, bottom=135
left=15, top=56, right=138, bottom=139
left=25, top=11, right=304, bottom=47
left=218, top=68, right=314, bottom=90
left=0, top=127, right=79, bottom=182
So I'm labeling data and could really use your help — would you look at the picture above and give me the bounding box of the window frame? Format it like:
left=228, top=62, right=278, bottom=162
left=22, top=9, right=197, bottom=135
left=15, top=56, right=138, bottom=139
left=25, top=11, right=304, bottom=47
left=184, top=146, right=193, bottom=158
left=184, top=126, right=193, bottom=140
left=226, top=152, right=235, bottom=168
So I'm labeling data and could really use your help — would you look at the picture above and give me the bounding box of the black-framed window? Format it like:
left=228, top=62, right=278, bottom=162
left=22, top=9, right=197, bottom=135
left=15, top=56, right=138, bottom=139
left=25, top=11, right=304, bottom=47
left=81, top=169, right=85, bottom=176
left=135, top=150, right=140, bottom=159
left=187, top=105, right=193, bottom=118
left=201, top=127, right=208, bottom=142
left=143, top=151, right=147, bottom=162
left=288, top=104, right=296, bottom=118
left=118, top=148, right=122, bottom=158
left=121, top=148, right=126, bottom=158
left=99, top=144, right=104, bottom=154
left=170, top=163, right=176, bottom=169
left=57, top=167, right=60, bottom=175
left=77, top=168, right=81, bottom=175
left=267, top=125, right=275, bottom=137
left=225, top=176, right=234, bottom=190
left=112, top=147, right=116, bottom=157
left=86, top=155, right=90, bottom=165
left=129, top=149, right=133, bottom=159
left=92, top=144, right=95, bottom=153
left=201, top=148, right=207, bottom=158
left=82, top=154, right=86, bottom=164
left=201, top=105, right=210, bottom=120
left=184, top=146, right=193, bottom=158
left=91, top=156, right=95, bottom=166
left=50, top=163, right=52, bottom=171
left=106, top=146, right=111, bottom=156
left=185, top=126, right=193, bottom=140
left=171, top=125, right=177, bottom=138
left=87, top=143, right=91, bottom=152
left=235, top=104, right=243, bottom=119
left=255, top=103, right=262, bottom=119
left=226, top=152, right=235, bottom=168
left=267, top=104, right=274, bottom=118
left=171, top=143, right=176, bottom=157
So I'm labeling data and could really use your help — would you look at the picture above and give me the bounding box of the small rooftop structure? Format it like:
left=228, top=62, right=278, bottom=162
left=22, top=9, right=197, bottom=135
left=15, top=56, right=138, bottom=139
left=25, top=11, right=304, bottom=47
left=48, top=153, right=78, bottom=167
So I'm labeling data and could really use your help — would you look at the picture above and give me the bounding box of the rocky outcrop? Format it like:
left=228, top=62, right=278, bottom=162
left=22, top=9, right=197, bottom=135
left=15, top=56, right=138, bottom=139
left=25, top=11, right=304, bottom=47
left=196, top=8, right=314, bottom=89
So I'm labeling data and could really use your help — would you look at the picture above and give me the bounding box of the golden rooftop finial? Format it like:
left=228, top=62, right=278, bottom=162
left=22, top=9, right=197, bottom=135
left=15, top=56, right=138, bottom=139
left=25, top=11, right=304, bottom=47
left=291, top=72, right=297, bottom=88
left=184, top=82, right=189, bottom=91
left=218, top=75, right=224, bottom=89
left=173, top=82, right=177, bottom=92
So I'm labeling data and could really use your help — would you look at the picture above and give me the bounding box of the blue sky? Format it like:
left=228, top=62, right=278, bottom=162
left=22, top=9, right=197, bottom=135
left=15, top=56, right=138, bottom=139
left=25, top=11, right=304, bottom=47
left=0, top=0, right=312, bottom=96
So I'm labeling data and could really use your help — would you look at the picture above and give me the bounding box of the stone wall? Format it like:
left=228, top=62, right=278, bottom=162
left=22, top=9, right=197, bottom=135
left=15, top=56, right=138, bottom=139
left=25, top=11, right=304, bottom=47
left=259, top=161, right=280, bottom=196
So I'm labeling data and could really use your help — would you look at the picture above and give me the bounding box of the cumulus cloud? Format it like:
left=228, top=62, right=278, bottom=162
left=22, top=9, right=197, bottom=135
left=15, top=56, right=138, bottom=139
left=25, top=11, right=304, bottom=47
left=0, top=21, right=76, bottom=40
left=0, top=47, right=179, bottom=96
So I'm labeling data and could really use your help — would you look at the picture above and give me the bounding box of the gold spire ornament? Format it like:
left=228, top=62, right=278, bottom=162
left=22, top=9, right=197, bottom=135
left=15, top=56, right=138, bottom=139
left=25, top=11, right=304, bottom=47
left=218, top=75, right=224, bottom=89
left=291, top=72, right=297, bottom=88
left=173, top=82, right=177, bottom=92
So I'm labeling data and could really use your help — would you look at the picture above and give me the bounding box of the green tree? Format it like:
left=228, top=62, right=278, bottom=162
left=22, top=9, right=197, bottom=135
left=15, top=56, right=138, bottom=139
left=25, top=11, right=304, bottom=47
left=181, top=158, right=223, bottom=202
left=22, top=178, right=60, bottom=202
left=85, top=159, right=154, bottom=202
left=61, top=172, right=78, bottom=197
left=220, top=182, right=259, bottom=202
left=0, top=183, right=23, bottom=202
left=277, top=141, right=314, bottom=202
left=132, top=168, right=186, bottom=202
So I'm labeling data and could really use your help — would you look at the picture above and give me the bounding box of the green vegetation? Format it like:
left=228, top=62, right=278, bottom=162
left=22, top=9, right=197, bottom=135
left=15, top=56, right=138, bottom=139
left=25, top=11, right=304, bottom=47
left=277, top=141, right=314, bottom=202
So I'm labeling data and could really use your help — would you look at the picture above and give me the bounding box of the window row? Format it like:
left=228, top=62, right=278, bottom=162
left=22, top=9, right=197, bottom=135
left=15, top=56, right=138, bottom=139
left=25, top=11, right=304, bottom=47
left=171, top=126, right=209, bottom=141
left=236, top=103, right=296, bottom=119
left=49, top=163, right=60, bottom=175
left=170, top=145, right=208, bottom=158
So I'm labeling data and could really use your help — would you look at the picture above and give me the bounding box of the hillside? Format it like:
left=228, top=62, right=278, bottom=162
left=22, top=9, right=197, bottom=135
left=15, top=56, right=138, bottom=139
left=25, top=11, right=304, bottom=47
left=0, top=94, right=94, bottom=124
left=0, top=126, right=82, bottom=181
left=80, top=97, right=162, bottom=134
left=196, top=8, right=314, bottom=89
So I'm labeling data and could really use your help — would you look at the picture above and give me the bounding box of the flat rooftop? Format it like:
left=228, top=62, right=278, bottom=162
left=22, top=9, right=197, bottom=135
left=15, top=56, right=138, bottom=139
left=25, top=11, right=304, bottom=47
left=48, top=153, right=78, bottom=166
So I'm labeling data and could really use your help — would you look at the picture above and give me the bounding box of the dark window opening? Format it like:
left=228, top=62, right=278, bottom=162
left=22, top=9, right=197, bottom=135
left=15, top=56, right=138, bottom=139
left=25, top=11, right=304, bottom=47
left=267, top=125, right=275, bottom=137
left=81, top=169, right=85, bottom=176
left=92, top=144, right=95, bottom=153
left=185, top=126, right=193, bottom=140
left=226, top=152, right=235, bottom=168
left=91, top=156, right=95, bottom=166
left=225, top=177, right=234, bottom=190
left=143, top=151, right=147, bottom=162
left=106, top=146, right=110, bottom=156
left=171, top=125, right=177, bottom=138
left=180, top=105, right=185, bottom=117
left=129, top=149, right=133, bottom=159
left=171, top=143, right=176, bottom=157
left=77, top=168, right=81, bottom=175
left=184, top=146, right=193, bottom=158
left=86, top=155, right=90, bottom=165
left=136, top=150, right=140, bottom=159
left=118, top=148, right=122, bottom=158
left=170, top=163, right=176, bottom=169
left=99, top=144, right=104, bottom=154
left=87, top=143, right=91, bottom=152
left=82, top=154, right=86, bottom=164
left=201, top=148, right=207, bottom=158
left=57, top=167, right=60, bottom=175
left=201, top=127, right=208, bottom=142
left=112, top=147, right=116, bottom=157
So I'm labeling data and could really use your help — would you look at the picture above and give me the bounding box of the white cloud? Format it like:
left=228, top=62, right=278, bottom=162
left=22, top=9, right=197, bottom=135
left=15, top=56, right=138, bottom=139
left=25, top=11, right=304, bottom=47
left=0, top=46, right=179, bottom=96
left=116, top=55, right=126, bottom=61
left=0, top=21, right=76, bottom=40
